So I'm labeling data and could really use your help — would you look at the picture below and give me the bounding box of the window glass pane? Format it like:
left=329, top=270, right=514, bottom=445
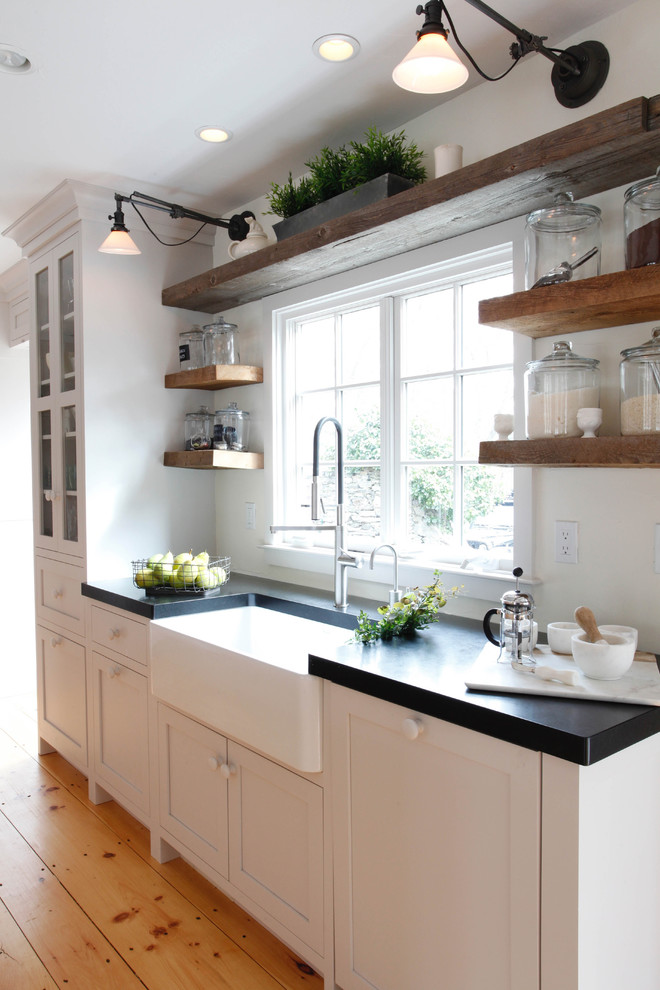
left=461, top=369, right=514, bottom=459
left=461, top=274, right=513, bottom=368
left=401, top=289, right=454, bottom=377
left=463, top=466, right=513, bottom=559
left=340, top=307, right=380, bottom=385
left=404, top=378, right=453, bottom=460
left=298, top=392, right=335, bottom=462
left=346, top=466, right=381, bottom=539
left=59, top=252, right=75, bottom=393
left=343, top=386, right=380, bottom=463
left=405, top=465, right=455, bottom=546
left=296, top=317, right=335, bottom=391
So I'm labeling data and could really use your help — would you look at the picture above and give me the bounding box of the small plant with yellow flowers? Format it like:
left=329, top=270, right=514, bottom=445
left=353, top=570, right=460, bottom=644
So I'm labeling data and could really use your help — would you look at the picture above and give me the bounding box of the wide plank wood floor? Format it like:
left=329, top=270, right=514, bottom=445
left=0, top=691, right=323, bottom=990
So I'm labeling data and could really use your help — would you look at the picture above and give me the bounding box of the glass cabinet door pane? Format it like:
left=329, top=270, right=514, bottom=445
left=62, top=404, right=78, bottom=543
left=59, top=252, right=75, bottom=393
left=39, top=410, right=53, bottom=537
left=36, top=267, right=50, bottom=398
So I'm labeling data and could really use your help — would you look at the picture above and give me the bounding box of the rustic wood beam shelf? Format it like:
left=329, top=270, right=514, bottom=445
left=479, top=266, right=660, bottom=338
left=164, top=450, right=264, bottom=470
left=479, top=436, right=660, bottom=467
left=162, top=96, right=660, bottom=314
left=164, top=364, right=263, bottom=390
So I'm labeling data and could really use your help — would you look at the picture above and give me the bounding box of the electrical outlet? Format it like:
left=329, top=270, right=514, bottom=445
left=554, top=520, right=578, bottom=564
left=245, top=502, right=256, bottom=530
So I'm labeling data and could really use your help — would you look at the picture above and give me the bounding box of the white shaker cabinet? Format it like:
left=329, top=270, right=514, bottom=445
left=329, top=683, right=541, bottom=990
left=157, top=703, right=325, bottom=958
left=35, top=623, right=87, bottom=769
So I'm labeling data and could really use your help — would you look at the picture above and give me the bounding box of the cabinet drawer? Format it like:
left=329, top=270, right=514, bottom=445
left=91, top=604, right=147, bottom=665
left=35, top=556, right=85, bottom=636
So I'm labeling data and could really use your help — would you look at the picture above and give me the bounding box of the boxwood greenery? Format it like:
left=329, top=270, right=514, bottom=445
left=267, top=127, right=427, bottom=219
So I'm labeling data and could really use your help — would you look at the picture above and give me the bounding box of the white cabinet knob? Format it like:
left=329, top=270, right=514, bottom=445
left=52, top=588, right=64, bottom=599
left=208, top=756, right=220, bottom=771
left=402, top=717, right=424, bottom=740
left=109, top=628, right=121, bottom=640
left=50, top=636, right=62, bottom=647
left=220, top=762, right=236, bottom=779
left=108, top=665, right=122, bottom=679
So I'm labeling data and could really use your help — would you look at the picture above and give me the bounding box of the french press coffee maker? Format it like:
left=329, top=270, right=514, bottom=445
left=483, top=567, right=536, bottom=666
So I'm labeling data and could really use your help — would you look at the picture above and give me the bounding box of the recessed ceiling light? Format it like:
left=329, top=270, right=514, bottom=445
left=0, top=46, right=33, bottom=74
left=313, top=35, right=360, bottom=63
left=195, top=125, right=233, bottom=144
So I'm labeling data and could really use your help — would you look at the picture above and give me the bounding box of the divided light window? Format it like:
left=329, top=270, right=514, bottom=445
left=277, top=253, right=515, bottom=567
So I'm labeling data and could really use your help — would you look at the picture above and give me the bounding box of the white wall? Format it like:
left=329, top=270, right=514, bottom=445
left=209, top=0, right=660, bottom=652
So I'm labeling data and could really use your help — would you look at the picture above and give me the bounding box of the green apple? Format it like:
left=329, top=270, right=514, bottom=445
left=135, top=567, right=157, bottom=589
left=153, top=550, right=174, bottom=584
left=195, top=567, right=218, bottom=589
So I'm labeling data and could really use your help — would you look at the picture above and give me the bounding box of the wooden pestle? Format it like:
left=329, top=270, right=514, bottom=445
left=574, top=605, right=605, bottom=643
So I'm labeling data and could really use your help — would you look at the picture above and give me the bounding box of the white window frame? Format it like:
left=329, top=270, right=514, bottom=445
left=263, top=220, right=535, bottom=601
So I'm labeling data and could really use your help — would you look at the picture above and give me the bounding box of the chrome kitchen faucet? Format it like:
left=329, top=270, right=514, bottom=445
left=270, top=416, right=362, bottom=609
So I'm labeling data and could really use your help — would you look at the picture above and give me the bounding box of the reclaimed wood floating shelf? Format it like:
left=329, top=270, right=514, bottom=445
left=479, top=266, right=660, bottom=338
left=164, top=450, right=264, bottom=470
left=161, top=95, right=660, bottom=314
left=479, top=436, right=660, bottom=467
left=164, top=364, right=263, bottom=390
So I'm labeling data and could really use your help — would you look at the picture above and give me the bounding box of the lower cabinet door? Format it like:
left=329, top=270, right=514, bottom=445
left=91, top=652, right=149, bottom=814
left=228, top=741, right=324, bottom=954
left=157, top=704, right=229, bottom=879
left=36, top=624, right=87, bottom=768
left=331, top=684, right=541, bottom=990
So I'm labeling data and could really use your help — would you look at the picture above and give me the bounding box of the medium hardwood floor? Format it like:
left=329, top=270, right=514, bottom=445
left=0, top=690, right=322, bottom=990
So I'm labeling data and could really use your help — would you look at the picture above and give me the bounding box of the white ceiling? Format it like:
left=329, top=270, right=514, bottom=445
left=0, top=0, right=636, bottom=273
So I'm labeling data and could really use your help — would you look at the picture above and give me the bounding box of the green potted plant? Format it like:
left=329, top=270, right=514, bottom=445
left=267, top=127, right=427, bottom=239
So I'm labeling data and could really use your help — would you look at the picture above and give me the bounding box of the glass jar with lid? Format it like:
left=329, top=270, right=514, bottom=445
left=203, top=317, right=240, bottom=365
left=525, top=192, right=601, bottom=289
left=185, top=405, right=213, bottom=450
left=624, top=166, right=660, bottom=269
left=620, top=327, right=660, bottom=434
left=213, top=401, right=250, bottom=451
left=179, top=326, right=205, bottom=370
left=525, top=341, right=600, bottom=439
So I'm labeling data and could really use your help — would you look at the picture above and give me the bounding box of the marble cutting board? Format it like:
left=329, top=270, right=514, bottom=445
left=466, top=642, right=660, bottom=705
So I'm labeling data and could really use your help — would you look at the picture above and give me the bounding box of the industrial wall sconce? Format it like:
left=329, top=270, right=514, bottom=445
left=393, top=0, right=610, bottom=108
left=98, top=191, right=255, bottom=255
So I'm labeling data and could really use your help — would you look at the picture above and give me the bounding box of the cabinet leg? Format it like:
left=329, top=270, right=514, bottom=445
left=38, top=736, right=56, bottom=755
left=151, top=833, right=179, bottom=864
left=88, top=779, right=113, bottom=804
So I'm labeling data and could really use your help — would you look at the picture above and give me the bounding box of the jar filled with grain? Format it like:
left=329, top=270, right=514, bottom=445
left=620, top=328, right=660, bottom=434
left=525, top=341, right=600, bottom=439
left=624, top=167, right=660, bottom=269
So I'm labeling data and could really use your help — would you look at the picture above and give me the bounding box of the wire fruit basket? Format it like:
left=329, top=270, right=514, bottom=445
left=132, top=555, right=231, bottom=595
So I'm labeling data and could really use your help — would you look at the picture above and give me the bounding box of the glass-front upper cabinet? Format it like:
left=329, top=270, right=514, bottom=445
left=31, top=233, right=84, bottom=557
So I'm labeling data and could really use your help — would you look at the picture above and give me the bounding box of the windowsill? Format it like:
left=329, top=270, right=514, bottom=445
left=261, top=543, right=539, bottom=602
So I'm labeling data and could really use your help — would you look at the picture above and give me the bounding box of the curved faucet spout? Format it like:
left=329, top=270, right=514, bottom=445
left=369, top=543, right=402, bottom=606
left=312, top=416, right=344, bottom=519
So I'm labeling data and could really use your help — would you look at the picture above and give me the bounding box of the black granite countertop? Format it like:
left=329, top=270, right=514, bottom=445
left=83, top=574, right=660, bottom=766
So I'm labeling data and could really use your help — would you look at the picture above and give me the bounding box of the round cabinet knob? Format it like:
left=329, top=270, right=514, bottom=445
left=402, top=717, right=424, bottom=740
left=220, top=762, right=236, bottom=779
left=208, top=757, right=220, bottom=772
left=108, top=666, right=122, bottom=679
left=50, top=636, right=62, bottom=647
left=109, top=628, right=121, bottom=640
left=52, top=588, right=64, bottom=599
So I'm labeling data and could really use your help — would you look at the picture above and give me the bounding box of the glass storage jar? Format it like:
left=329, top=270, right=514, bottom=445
left=624, top=166, right=660, bottom=269
left=213, top=401, right=250, bottom=451
left=525, top=341, right=600, bottom=439
left=525, top=192, right=601, bottom=289
left=179, top=326, right=205, bottom=370
left=620, top=327, right=660, bottom=434
left=185, top=405, right=213, bottom=450
left=203, top=317, right=240, bottom=365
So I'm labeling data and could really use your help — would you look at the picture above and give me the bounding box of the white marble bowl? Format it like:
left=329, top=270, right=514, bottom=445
left=547, top=621, right=580, bottom=654
left=571, top=632, right=635, bottom=680
left=599, top=624, right=638, bottom=650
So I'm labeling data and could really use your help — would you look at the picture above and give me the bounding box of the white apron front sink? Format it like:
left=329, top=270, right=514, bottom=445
left=150, top=605, right=352, bottom=772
